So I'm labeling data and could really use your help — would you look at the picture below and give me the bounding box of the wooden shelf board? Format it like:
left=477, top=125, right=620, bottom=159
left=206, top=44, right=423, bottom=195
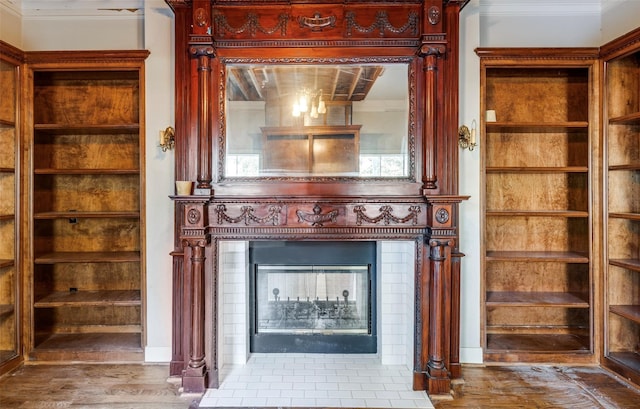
left=486, top=251, right=589, bottom=263
left=0, top=214, right=15, bottom=221
left=486, top=210, right=589, bottom=217
left=34, top=251, right=140, bottom=264
left=486, top=291, right=590, bottom=308
left=0, top=350, right=18, bottom=363
left=609, top=259, right=640, bottom=272
left=34, top=211, right=140, bottom=219
left=31, top=333, right=143, bottom=362
left=486, top=166, right=588, bottom=173
left=34, top=290, right=141, bottom=308
left=0, top=118, right=15, bottom=127
left=609, top=305, right=640, bottom=324
left=486, top=333, right=590, bottom=352
left=609, top=164, right=640, bottom=171
left=34, top=124, right=140, bottom=134
left=606, top=352, right=640, bottom=374
left=0, top=167, right=15, bottom=173
left=0, top=259, right=15, bottom=269
left=609, top=212, right=640, bottom=221
left=486, top=122, right=589, bottom=131
left=0, top=304, right=15, bottom=316
left=34, top=168, right=139, bottom=175
left=608, top=111, right=640, bottom=124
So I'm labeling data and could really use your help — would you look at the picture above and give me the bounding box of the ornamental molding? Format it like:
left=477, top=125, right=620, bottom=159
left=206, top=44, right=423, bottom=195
left=354, top=205, right=421, bottom=226
left=215, top=204, right=282, bottom=225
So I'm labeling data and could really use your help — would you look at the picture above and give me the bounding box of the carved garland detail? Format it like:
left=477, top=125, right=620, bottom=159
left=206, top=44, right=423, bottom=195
left=345, top=11, right=419, bottom=37
left=214, top=13, right=289, bottom=37
left=354, top=205, right=421, bottom=226
left=215, top=204, right=282, bottom=225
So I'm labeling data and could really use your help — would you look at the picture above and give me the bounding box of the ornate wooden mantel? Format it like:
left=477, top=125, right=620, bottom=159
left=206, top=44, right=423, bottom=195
left=166, top=0, right=469, bottom=397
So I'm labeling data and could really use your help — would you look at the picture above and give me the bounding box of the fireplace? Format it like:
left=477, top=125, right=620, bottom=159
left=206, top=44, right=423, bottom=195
left=249, top=241, right=376, bottom=354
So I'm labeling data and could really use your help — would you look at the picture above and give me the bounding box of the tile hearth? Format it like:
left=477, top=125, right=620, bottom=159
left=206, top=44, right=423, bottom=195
left=198, top=353, right=434, bottom=408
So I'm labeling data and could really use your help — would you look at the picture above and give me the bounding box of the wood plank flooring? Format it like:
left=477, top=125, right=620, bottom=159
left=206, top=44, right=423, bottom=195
left=1, top=363, right=639, bottom=408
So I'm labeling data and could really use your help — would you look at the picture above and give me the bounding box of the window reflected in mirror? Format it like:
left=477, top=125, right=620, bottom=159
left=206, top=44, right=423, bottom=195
left=224, top=63, right=410, bottom=179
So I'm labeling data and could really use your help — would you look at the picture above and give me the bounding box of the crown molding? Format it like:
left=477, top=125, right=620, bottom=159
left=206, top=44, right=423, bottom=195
left=480, top=0, right=601, bottom=17
left=16, top=0, right=144, bottom=17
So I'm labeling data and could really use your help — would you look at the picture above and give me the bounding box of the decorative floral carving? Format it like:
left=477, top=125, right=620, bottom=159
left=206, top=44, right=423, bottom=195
left=428, top=6, right=441, bottom=25
left=296, top=204, right=339, bottom=227
left=194, top=7, right=208, bottom=27
left=216, top=204, right=282, bottom=225
left=187, top=208, right=201, bottom=225
left=354, top=205, right=421, bottom=226
left=214, top=13, right=289, bottom=37
left=345, top=11, right=418, bottom=37
left=435, top=208, right=449, bottom=224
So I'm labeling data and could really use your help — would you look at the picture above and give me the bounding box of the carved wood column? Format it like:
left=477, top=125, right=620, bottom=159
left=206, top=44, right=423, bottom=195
left=419, top=1, right=447, bottom=192
left=189, top=39, right=214, bottom=193
left=415, top=195, right=468, bottom=395
left=179, top=199, right=211, bottom=393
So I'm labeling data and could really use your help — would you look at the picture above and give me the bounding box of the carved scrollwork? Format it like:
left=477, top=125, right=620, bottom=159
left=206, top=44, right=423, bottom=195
left=354, top=205, right=421, bottom=226
left=296, top=204, right=339, bottom=227
left=215, top=204, right=282, bottom=226
left=298, top=12, right=336, bottom=32
left=345, top=11, right=419, bottom=37
left=214, top=13, right=289, bottom=37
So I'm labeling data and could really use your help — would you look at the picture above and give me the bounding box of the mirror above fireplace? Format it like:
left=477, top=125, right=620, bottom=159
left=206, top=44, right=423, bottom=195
left=223, top=61, right=412, bottom=180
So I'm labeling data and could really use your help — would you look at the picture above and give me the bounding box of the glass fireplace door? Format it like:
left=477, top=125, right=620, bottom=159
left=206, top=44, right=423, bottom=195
left=249, top=241, right=377, bottom=354
left=256, top=265, right=370, bottom=334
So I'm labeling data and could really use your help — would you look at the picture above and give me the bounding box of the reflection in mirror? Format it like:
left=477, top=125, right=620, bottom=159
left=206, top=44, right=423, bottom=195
left=225, top=63, right=409, bottom=178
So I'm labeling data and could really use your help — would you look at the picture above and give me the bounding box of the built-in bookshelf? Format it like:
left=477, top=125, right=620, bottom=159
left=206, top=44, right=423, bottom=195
left=25, top=51, right=148, bottom=362
left=601, top=27, right=640, bottom=386
left=477, top=48, right=599, bottom=363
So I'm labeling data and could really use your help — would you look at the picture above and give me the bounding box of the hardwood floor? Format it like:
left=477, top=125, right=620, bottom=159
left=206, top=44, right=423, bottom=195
left=1, top=363, right=639, bottom=408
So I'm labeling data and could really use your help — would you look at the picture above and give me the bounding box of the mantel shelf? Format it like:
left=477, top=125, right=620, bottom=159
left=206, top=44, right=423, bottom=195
left=34, top=124, right=140, bottom=134
left=34, top=211, right=140, bottom=219
left=609, top=305, right=640, bottom=324
left=609, top=259, right=640, bottom=272
left=35, top=251, right=140, bottom=264
left=34, top=290, right=141, bottom=308
left=486, top=210, right=588, bottom=217
left=486, top=291, right=590, bottom=308
left=486, top=251, right=589, bottom=263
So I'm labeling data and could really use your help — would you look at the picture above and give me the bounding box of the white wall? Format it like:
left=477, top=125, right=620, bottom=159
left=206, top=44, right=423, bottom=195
left=142, top=0, right=175, bottom=362
left=601, top=0, right=640, bottom=43
left=0, top=1, right=22, bottom=48
left=458, top=0, right=482, bottom=364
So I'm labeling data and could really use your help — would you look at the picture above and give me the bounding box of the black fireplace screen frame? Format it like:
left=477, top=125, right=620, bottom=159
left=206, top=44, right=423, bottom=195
left=249, top=241, right=377, bottom=354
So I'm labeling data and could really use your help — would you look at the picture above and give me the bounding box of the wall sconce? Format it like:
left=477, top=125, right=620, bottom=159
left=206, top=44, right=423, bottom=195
left=159, top=126, right=175, bottom=152
left=458, top=120, right=477, bottom=151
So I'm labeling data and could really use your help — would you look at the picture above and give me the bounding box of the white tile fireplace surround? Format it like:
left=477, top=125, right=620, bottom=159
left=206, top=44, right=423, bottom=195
left=200, top=241, right=427, bottom=408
